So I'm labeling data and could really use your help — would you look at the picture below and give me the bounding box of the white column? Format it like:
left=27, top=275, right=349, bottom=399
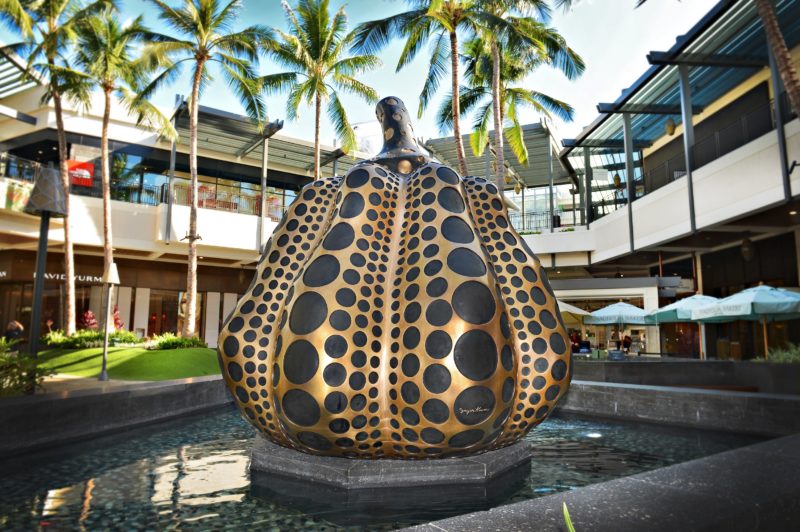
left=116, top=287, right=133, bottom=330
left=642, top=286, right=661, bottom=354
left=204, top=292, right=221, bottom=348
left=222, top=292, right=239, bottom=324
left=132, top=287, right=151, bottom=338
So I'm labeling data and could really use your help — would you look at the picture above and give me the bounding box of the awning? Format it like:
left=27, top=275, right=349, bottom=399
left=425, top=121, right=574, bottom=188
left=172, top=101, right=364, bottom=186
left=0, top=46, right=39, bottom=124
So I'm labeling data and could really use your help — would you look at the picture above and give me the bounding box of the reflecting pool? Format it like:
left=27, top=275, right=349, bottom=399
left=0, top=408, right=763, bottom=530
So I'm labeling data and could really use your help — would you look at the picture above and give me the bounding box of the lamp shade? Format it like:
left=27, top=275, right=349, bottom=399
left=101, top=262, right=120, bottom=285
left=24, top=168, right=67, bottom=217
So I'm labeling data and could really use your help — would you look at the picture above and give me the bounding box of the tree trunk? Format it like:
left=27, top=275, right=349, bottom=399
left=101, top=88, right=114, bottom=331
left=183, top=62, right=204, bottom=338
left=491, top=40, right=505, bottom=192
left=449, top=30, right=468, bottom=176
left=52, top=90, right=76, bottom=335
left=314, top=92, right=321, bottom=179
left=756, top=0, right=800, bottom=116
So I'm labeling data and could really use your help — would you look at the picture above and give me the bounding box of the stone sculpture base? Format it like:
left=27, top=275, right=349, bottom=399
left=250, top=435, right=531, bottom=490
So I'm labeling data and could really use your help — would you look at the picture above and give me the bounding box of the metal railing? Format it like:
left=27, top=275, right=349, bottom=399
left=171, top=178, right=287, bottom=220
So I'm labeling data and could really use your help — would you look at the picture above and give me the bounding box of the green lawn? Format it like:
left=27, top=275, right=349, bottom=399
left=37, top=347, right=221, bottom=381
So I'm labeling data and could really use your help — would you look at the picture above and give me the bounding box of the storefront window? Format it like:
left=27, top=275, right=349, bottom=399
left=147, top=289, right=204, bottom=338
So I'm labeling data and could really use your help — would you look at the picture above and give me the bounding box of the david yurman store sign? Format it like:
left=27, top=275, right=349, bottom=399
left=0, top=270, right=103, bottom=284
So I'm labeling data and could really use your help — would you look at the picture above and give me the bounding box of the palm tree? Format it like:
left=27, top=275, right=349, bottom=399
left=1, top=0, right=110, bottom=335
left=477, top=1, right=583, bottom=191
left=140, top=0, right=270, bottom=338
left=74, top=8, right=176, bottom=328
left=354, top=0, right=486, bottom=176
left=438, top=36, right=574, bottom=169
left=262, top=0, right=380, bottom=179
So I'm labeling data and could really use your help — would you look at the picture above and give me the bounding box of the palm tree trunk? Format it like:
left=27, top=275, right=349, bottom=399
left=183, top=62, right=204, bottom=338
left=52, top=90, right=76, bottom=335
left=756, top=0, right=800, bottom=115
left=101, top=88, right=114, bottom=332
left=449, top=30, right=468, bottom=176
left=491, top=40, right=504, bottom=192
left=314, top=92, right=321, bottom=179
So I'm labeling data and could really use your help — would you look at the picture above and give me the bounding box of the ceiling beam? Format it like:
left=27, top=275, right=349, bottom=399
left=235, top=119, right=285, bottom=158
left=562, top=138, right=652, bottom=150
left=597, top=102, right=704, bottom=115
left=308, top=147, right=346, bottom=171
left=647, top=51, right=767, bottom=68
left=0, top=103, right=36, bottom=125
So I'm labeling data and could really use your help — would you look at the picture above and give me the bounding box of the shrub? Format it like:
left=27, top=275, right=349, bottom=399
left=150, top=332, right=207, bottom=350
left=109, top=329, right=142, bottom=345
left=0, top=352, right=55, bottom=397
left=762, top=343, right=800, bottom=363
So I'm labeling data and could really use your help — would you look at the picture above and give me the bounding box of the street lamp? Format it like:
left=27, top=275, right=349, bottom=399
left=24, top=168, right=67, bottom=359
left=98, top=262, right=120, bottom=381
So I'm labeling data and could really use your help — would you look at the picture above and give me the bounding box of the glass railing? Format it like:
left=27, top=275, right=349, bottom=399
left=0, top=153, right=291, bottom=220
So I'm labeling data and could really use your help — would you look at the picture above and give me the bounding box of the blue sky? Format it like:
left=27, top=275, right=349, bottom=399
left=3, top=0, right=719, bottom=144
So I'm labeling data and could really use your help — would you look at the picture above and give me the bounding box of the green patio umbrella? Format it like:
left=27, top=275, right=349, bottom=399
left=646, top=294, right=718, bottom=359
left=691, top=285, right=800, bottom=358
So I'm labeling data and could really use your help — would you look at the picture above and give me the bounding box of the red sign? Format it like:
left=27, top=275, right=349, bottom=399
left=68, top=160, right=94, bottom=187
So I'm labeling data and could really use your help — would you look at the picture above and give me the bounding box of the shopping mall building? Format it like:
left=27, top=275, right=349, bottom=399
left=0, top=0, right=798, bottom=358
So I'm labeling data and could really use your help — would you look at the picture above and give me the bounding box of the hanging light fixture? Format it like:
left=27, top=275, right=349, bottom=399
left=613, top=174, right=622, bottom=189
left=514, top=183, right=522, bottom=194
left=665, top=118, right=677, bottom=136
left=741, top=238, right=755, bottom=262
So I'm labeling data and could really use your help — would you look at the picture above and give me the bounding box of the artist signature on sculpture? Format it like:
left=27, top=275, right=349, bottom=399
left=458, top=406, right=490, bottom=416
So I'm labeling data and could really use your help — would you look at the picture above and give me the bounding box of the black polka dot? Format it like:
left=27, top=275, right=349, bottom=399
left=437, top=166, right=460, bottom=184
left=340, top=192, right=364, bottom=218
left=422, top=398, right=450, bottom=424
left=551, top=359, right=567, bottom=380
left=401, top=381, right=420, bottom=404
left=449, top=429, right=483, bottom=448
left=324, top=391, right=347, bottom=413
left=454, top=386, right=496, bottom=425
left=523, top=266, right=538, bottom=282
left=447, top=248, right=487, bottom=277
left=228, top=317, right=244, bottom=333
left=426, top=278, right=448, bottom=297
left=329, top=418, right=350, bottom=433
left=323, top=362, right=347, bottom=386
left=227, top=361, right=243, bottom=382
left=530, top=287, right=547, bottom=305
left=404, top=302, right=421, bottom=323
left=421, top=427, right=445, bottom=444
left=297, top=431, right=331, bottom=450
left=324, top=335, right=347, bottom=358
left=452, top=281, right=495, bottom=324
left=403, top=327, right=420, bottom=349
left=322, top=223, right=354, bottom=250
left=289, top=292, right=327, bottom=334
left=425, top=330, right=452, bottom=359
left=423, top=364, right=451, bottom=394
left=500, top=344, right=513, bottom=371
left=222, top=335, right=239, bottom=357
left=502, top=377, right=514, bottom=402
left=532, top=338, right=548, bottom=354
left=336, top=288, right=355, bottom=307
left=346, top=169, right=369, bottom=188
left=402, top=354, right=420, bottom=377
left=402, top=407, right=420, bottom=426
left=545, top=384, right=561, bottom=401
left=550, top=333, right=567, bottom=354
left=541, top=310, right=557, bottom=329
left=438, top=187, right=465, bottom=213
left=441, top=216, right=474, bottom=243
left=283, top=339, right=319, bottom=384
left=303, top=255, right=340, bottom=287
left=426, top=299, right=452, bottom=326
left=329, top=310, right=351, bottom=331
left=454, top=330, right=497, bottom=381
left=282, top=389, right=320, bottom=426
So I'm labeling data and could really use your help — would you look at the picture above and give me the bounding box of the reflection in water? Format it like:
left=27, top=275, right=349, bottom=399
left=0, top=408, right=764, bottom=530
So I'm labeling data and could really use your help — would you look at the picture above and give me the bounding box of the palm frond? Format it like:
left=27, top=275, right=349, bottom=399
left=327, top=90, right=357, bottom=153
left=417, top=29, right=449, bottom=118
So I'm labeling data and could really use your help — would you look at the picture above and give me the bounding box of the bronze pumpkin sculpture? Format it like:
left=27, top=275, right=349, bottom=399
left=219, top=96, right=570, bottom=459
